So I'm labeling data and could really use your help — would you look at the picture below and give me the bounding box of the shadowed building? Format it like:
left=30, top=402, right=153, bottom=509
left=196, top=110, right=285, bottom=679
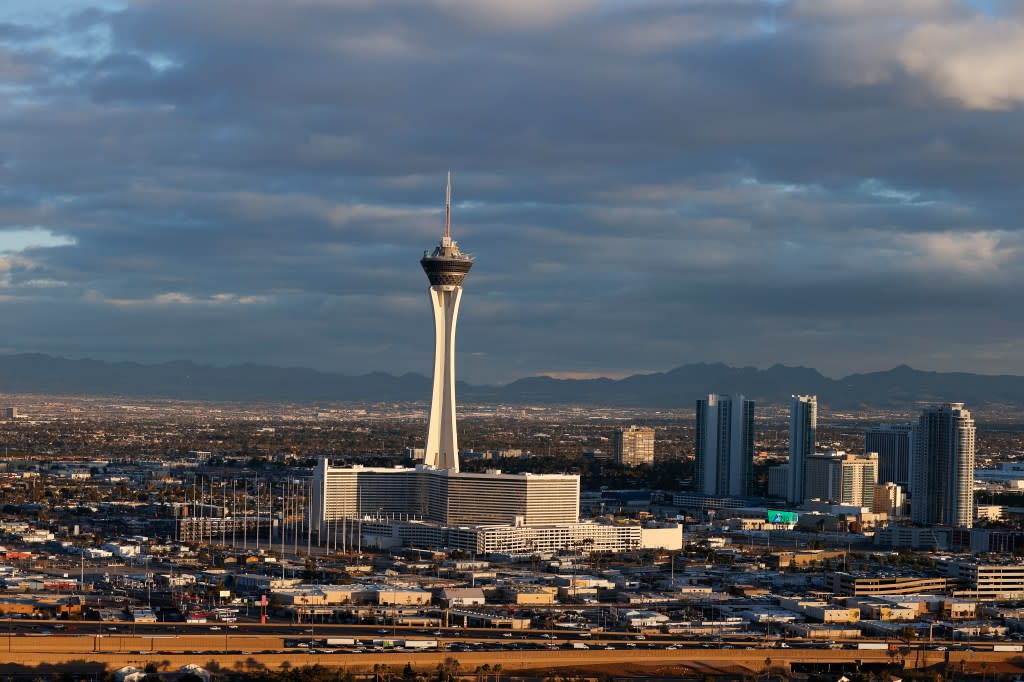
left=864, top=423, right=914, bottom=490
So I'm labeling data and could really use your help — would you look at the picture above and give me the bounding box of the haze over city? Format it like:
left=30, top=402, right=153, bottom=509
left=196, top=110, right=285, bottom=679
left=2, top=0, right=1023, bottom=384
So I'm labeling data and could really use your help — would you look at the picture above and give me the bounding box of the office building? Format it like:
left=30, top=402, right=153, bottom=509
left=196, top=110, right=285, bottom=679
left=872, top=482, right=905, bottom=518
left=614, top=425, right=655, bottom=467
left=864, top=423, right=914, bottom=489
left=911, top=403, right=975, bottom=528
left=804, top=451, right=878, bottom=507
left=943, top=559, right=1024, bottom=601
left=420, top=172, right=473, bottom=471
left=787, top=395, right=817, bottom=504
left=832, top=573, right=952, bottom=597
left=695, top=394, right=755, bottom=497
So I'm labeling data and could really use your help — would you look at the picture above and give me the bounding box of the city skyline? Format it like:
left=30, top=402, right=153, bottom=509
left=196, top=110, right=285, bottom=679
left=2, top=1, right=1024, bottom=384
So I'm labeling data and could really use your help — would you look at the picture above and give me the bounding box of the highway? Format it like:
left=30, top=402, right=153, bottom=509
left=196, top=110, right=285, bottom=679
left=0, top=633, right=1019, bottom=678
left=0, top=619, right=1011, bottom=655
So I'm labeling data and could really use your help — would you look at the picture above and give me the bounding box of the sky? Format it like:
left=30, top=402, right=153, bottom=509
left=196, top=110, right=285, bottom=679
left=1, top=0, right=1023, bottom=384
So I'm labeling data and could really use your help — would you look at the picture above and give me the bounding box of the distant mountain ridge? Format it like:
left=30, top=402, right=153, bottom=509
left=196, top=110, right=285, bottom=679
left=0, top=353, right=1023, bottom=409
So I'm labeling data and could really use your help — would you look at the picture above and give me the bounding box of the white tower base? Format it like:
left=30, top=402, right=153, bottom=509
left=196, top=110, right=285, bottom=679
left=424, top=285, right=463, bottom=471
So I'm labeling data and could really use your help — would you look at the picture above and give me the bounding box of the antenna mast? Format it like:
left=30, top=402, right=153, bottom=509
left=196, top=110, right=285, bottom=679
left=442, top=171, right=452, bottom=246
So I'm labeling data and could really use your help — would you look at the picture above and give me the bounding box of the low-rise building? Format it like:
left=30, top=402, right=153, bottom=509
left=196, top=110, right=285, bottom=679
left=439, top=587, right=486, bottom=607
left=832, top=572, right=953, bottom=596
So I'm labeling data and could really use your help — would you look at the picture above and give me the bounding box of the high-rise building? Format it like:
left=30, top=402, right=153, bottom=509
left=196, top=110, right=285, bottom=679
left=614, top=425, right=655, bottom=467
left=787, top=395, right=817, bottom=504
left=911, top=403, right=975, bottom=528
left=864, top=423, right=914, bottom=489
left=872, top=482, right=905, bottom=518
left=804, top=451, right=878, bottom=506
left=420, top=172, right=473, bottom=471
left=695, top=394, right=755, bottom=497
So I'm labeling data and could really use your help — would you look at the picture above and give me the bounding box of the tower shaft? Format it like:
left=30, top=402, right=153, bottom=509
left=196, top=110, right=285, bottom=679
left=425, top=286, right=462, bottom=470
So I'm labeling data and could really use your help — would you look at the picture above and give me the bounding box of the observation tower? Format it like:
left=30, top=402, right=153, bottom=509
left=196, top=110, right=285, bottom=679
left=420, top=172, right=473, bottom=471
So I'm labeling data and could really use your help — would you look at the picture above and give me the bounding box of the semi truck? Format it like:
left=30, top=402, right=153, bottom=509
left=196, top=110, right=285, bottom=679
left=857, top=642, right=890, bottom=650
left=992, top=644, right=1024, bottom=652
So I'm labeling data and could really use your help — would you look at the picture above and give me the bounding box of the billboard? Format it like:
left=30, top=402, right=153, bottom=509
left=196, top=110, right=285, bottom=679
left=767, top=510, right=798, bottom=524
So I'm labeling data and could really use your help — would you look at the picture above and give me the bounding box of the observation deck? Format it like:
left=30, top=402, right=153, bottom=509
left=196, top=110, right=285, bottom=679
left=421, top=240, right=473, bottom=287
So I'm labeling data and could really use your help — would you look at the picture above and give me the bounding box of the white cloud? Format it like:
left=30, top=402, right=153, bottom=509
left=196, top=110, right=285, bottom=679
left=899, top=17, right=1024, bottom=109
left=895, top=230, right=1021, bottom=275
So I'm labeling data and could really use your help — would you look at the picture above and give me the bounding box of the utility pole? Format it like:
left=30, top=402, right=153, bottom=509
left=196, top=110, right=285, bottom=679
left=254, top=476, right=260, bottom=552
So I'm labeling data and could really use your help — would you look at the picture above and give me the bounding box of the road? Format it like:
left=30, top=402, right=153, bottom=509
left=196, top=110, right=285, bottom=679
left=0, top=634, right=1020, bottom=678
left=0, top=619, right=1002, bottom=652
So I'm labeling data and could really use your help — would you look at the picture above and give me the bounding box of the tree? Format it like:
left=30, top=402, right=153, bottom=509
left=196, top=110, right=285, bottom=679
left=435, top=657, right=461, bottom=682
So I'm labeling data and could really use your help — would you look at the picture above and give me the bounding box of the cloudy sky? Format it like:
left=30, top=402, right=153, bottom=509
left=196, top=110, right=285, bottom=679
left=1, top=0, right=1023, bottom=384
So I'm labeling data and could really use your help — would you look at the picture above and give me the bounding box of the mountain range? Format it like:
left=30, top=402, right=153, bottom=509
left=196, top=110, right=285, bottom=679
left=0, top=353, right=1023, bottom=410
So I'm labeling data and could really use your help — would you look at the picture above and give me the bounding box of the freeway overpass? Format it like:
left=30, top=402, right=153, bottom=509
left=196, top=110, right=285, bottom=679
left=0, top=633, right=1021, bottom=678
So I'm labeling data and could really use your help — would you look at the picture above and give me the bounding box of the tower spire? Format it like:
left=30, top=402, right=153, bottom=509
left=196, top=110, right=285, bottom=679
left=443, top=170, right=452, bottom=246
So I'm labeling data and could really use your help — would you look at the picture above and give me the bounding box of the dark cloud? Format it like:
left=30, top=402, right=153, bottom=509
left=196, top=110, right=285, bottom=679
left=1, top=0, right=1023, bottom=384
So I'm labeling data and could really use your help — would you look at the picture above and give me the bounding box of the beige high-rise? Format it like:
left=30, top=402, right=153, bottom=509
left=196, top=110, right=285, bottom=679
left=614, top=425, right=655, bottom=467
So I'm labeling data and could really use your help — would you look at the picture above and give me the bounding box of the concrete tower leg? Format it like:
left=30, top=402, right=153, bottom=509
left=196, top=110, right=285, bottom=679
left=425, top=285, right=462, bottom=471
